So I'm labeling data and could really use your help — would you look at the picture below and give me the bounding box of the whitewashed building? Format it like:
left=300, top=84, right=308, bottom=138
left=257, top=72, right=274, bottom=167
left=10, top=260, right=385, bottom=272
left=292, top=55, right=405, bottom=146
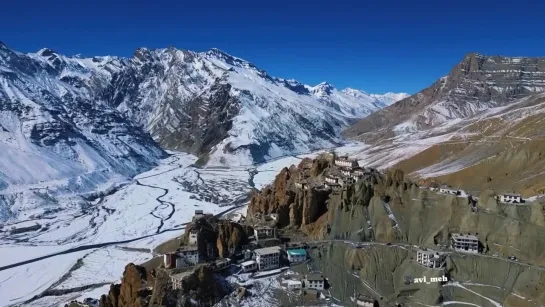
left=439, top=187, right=459, bottom=195
left=254, top=226, right=276, bottom=240
left=241, top=260, right=258, bottom=272
left=188, top=229, right=198, bottom=245
left=356, top=294, right=375, bottom=307
left=176, top=246, right=200, bottom=267
left=334, top=156, right=359, bottom=168
left=416, top=249, right=445, bottom=268
left=283, top=279, right=302, bottom=291
left=254, top=246, right=282, bottom=271
left=304, top=273, right=325, bottom=290
left=451, top=233, right=479, bottom=253
left=325, top=176, right=340, bottom=184
left=499, top=193, right=522, bottom=203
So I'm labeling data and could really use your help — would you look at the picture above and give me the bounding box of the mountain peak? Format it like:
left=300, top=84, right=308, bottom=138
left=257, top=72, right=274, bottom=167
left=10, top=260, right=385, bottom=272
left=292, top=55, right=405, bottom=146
left=37, top=48, right=57, bottom=57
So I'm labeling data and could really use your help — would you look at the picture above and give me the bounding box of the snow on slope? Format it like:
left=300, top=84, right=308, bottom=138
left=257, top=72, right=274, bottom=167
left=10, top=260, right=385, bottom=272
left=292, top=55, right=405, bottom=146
left=0, top=43, right=167, bottom=222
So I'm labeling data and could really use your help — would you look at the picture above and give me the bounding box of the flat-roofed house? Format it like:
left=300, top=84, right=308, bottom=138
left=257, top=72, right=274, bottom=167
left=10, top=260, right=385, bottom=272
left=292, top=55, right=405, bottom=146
left=176, top=246, right=200, bottom=267
left=324, top=176, right=340, bottom=185
left=286, top=248, right=307, bottom=263
left=416, top=249, right=445, bottom=268
left=304, top=273, right=326, bottom=290
left=254, top=246, right=282, bottom=271
left=241, top=260, right=258, bottom=273
left=451, top=233, right=479, bottom=253
left=334, top=156, right=359, bottom=168
left=254, top=226, right=276, bottom=241
left=499, top=193, right=522, bottom=203
left=356, top=294, right=375, bottom=307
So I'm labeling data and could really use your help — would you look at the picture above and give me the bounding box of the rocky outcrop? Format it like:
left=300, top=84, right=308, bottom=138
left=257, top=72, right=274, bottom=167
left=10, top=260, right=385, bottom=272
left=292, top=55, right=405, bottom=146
left=99, top=264, right=154, bottom=307
left=175, top=265, right=229, bottom=306
left=182, top=216, right=252, bottom=259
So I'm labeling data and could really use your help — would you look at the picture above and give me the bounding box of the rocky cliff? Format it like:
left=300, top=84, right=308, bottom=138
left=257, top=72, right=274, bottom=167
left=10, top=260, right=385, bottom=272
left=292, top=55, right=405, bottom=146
left=182, top=216, right=253, bottom=259
left=99, top=264, right=155, bottom=307
left=98, top=263, right=228, bottom=307
left=248, top=157, right=545, bottom=266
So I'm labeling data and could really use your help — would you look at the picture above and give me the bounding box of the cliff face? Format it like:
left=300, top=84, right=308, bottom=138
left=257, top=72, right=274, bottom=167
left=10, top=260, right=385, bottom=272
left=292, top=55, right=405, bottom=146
left=182, top=217, right=253, bottom=259
left=99, top=264, right=154, bottom=307
left=248, top=157, right=335, bottom=230
left=99, top=264, right=228, bottom=307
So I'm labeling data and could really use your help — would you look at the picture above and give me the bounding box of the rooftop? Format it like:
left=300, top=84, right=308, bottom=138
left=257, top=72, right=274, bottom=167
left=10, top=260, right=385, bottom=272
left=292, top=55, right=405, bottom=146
left=502, top=193, right=522, bottom=197
left=306, top=273, right=324, bottom=281
left=452, top=233, right=478, bottom=240
left=241, top=260, right=256, bottom=266
left=287, top=248, right=307, bottom=256
left=254, top=246, right=282, bottom=255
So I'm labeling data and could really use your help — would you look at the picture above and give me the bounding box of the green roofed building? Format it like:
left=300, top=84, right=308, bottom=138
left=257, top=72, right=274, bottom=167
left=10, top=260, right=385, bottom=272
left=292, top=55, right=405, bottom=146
left=287, top=248, right=307, bottom=263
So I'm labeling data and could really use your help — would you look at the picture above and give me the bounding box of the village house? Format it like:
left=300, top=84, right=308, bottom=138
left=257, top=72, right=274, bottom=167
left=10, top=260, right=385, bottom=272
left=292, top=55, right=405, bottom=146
left=324, top=175, right=340, bottom=185
left=304, top=273, right=326, bottom=290
left=340, top=168, right=352, bottom=177
left=254, top=226, right=276, bottom=241
left=498, top=193, right=522, bottom=203
left=439, top=187, right=460, bottom=195
left=211, top=258, right=231, bottom=272
left=286, top=248, right=307, bottom=263
left=451, top=233, right=479, bottom=253
left=283, top=279, right=303, bottom=291
left=416, top=249, right=445, bottom=268
left=356, top=294, right=375, bottom=307
left=240, top=260, right=258, bottom=273
left=176, top=246, right=200, bottom=267
left=188, top=229, right=198, bottom=245
left=254, top=246, right=282, bottom=271
left=334, top=155, right=359, bottom=168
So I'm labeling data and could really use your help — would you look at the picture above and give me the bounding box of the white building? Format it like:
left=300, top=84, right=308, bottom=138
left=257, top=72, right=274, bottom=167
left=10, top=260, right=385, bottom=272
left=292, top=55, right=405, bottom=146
left=188, top=229, right=198, bottom=245
left=324, top=176, right=340, bottom=184
left=356, top=294, right=375, bottom=307
left=499, top=193, right=522, bottom=203
left=283, top=279, right=302, bottom=291
left=254, top=246, right=282, bottom=271
left=171, top=271, right=192, bottom=290
left=295, top=181, right=309, bottom=190
left=176, top=246, right=200, bottom=267
left=241, top=260, right=258, bottom=272
left=451, top=233, right=479, bottom=253
left=439, top=187, right=459, bottom=195
left=286, top=248, right=307, bottom=263
left=340, top=168, right=352, bottom=177
left=304, top=273, right=325, bottom=290
left=254, top=226, right=276, bottom=240
left=416, top=249, right=445, bottom=268
left=334, top=156, right=359, bottom=168
left=212, top=258, right=231, bottom=271
left=353, top=168, right=365, bottom=177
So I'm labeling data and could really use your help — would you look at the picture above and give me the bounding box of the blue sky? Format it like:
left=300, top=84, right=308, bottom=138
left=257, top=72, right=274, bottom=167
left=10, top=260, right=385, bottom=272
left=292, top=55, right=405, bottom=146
left=1, top=0, right=544, bottom=94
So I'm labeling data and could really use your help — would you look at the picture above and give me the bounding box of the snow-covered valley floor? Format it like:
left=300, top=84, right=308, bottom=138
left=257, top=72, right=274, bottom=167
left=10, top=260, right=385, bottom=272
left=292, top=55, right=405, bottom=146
left=0, top=144, right=356, bottom=307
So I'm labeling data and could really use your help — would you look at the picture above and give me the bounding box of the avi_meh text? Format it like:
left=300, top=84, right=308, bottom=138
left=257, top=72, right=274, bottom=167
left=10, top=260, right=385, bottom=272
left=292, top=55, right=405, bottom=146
left=413, top=275, right=448, bottom=284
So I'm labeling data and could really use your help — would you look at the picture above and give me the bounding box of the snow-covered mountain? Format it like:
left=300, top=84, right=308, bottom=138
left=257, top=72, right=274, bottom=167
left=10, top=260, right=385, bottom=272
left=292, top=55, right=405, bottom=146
left=0, top=41, right=407, bottom=218
left=345, top=53, right=545, bottom=139
left=0, top=42, right=167, bottom=219
left=103, top=47, right=408, bottom=165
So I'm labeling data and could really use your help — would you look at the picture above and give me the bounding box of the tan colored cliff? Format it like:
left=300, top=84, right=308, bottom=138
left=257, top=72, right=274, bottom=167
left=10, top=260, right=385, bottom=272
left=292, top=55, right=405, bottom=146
left=99, top=263, right=154, bottom=307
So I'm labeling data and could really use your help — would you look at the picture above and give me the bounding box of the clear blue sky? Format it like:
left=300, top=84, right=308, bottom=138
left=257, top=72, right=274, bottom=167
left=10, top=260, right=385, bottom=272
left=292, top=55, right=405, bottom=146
left=2, top=0, right=544, bottom=94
